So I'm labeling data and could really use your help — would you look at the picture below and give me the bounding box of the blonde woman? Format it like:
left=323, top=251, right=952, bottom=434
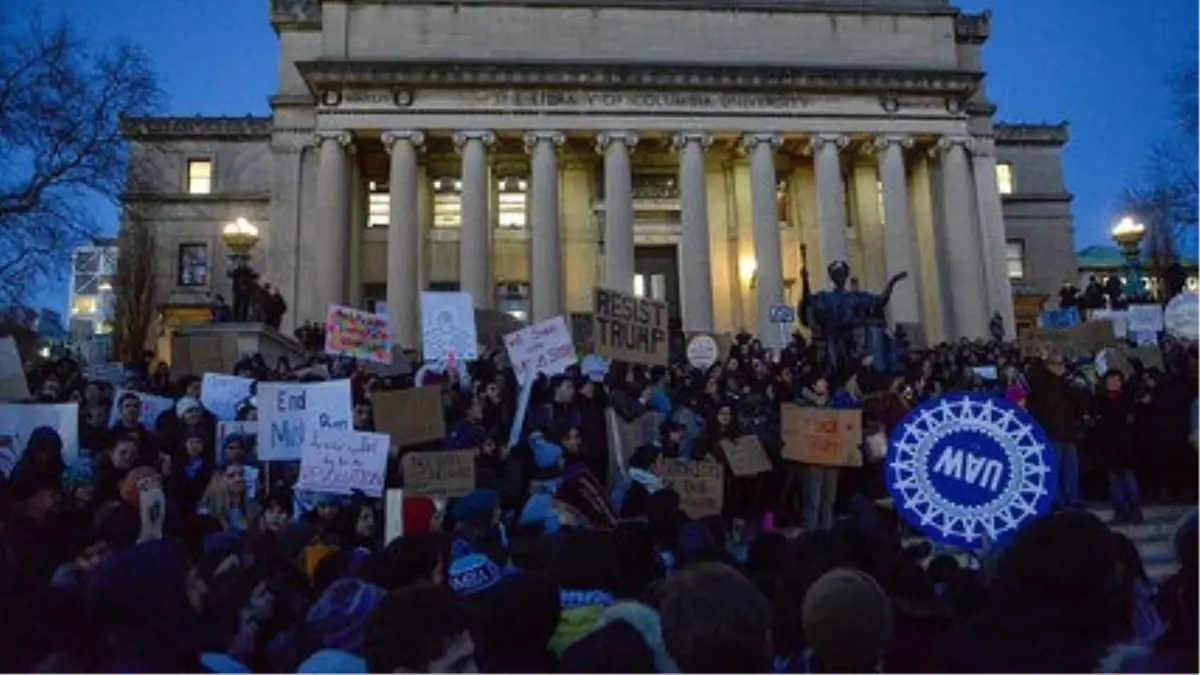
left=198, top=463, right=261, bottom=534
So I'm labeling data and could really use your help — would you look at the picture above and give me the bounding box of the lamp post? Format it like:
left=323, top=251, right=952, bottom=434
left=1111, top=216, right=1148, bottom=303
left=222, top=217, right=260, bottom=322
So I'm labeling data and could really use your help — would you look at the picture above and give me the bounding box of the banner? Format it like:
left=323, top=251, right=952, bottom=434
left=720, top=435, right=773, bottom=477
left=661, top=459, right=723, bottom=519
left=324, top=304, right=393, bottom=363
left=886, top=393, right=1056, bottom=549
left=1126, top=303, right=1164, bottom=334
left=780, top=405, right=863, bottom=467
left=216, top=421, right=258, bottom=465
left=108, top=389, right=175, bottom=429
left=257, top=380, right=353, bottom=461
left=401, top=450, right=476, bottom=498
left=0, top=403, right=79, bottom=462
left=503, top=316, right=576, bottom=385
left=592, top=287, right=669, bottom=366
left=201, top=373, right=254, bottom=421
left=297, top=428, right=390, bottom=498
left=0, top=337, right=30, bottom=402
left=420, top=291, right=478, bottom=362
left=372, top=387, right=446, bottom=449
left=1039, top=307, right=1080, bottom=328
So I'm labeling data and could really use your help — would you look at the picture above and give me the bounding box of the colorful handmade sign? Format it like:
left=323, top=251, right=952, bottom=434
left=324, top=305, right=393, bottom=364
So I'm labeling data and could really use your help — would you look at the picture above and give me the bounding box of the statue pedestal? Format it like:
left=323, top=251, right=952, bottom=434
left=171, top=322, right=309, bottom=377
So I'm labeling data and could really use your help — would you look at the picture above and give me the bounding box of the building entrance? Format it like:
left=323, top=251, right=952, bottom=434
left=634, top=245, right=680, bottom=325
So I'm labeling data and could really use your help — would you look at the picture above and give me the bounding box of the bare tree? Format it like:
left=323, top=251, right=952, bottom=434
left=110, top=215, right=157, bottom=364
left=0, top=14, right=161, bottom=307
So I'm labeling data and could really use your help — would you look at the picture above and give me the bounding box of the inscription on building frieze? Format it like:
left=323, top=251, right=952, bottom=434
left=486, top=89, right=811, bottom=111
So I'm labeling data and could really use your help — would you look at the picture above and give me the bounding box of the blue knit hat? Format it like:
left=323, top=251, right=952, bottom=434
left=447, top=552, right=504, bottom=597
left=530, top=434, right=563, bottom=470
left=450, top=488, right=500, bottom=524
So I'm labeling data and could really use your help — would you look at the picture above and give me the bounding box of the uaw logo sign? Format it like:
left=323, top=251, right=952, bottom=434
left=885, top=394, right=1056, bottom=550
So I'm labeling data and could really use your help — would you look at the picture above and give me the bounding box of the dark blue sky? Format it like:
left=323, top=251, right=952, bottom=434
left=30, top=0, right=1199, bottom=313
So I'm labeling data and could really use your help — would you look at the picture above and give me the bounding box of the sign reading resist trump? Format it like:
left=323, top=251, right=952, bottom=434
left=592, top=287, right=669, bottom=366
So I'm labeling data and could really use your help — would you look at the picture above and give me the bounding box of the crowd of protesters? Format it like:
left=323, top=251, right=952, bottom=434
left=0, top=326, right=1196, bottom=673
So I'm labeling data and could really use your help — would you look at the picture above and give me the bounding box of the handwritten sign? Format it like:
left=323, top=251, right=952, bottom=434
left=257, top=380, right=353, bottom=461
left=108, top=389, right=175, bottom=429
left=0, top=337, right=30, bottom=402
left=372, top=387, right=446, bottom=448
left=201, top=373, right=254, bottom=421
left=592, top=287, right=669, bottom=366
left=325, top=304, right=393, bottom=363
left=420, top=291, right=478, bottom=362
left=297, top=428, right=390, bottom=498
left=781, top=405, right=863, bottom=467
left=720, top=435, right=773, bottom=477
left=401, top=450, right=476, bottom=498
left=661, top=459, right=724, bottom=519
left=503, top=316, right=576, bottom=385
left=0, top=403, right=79, bottom=462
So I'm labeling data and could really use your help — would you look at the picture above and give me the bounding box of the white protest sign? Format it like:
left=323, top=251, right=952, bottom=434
left=580, top=354, right=609, bottom=383
left=1127, top=304, right=1164, bottom=334
left=686, top=335, right=719, bottom=370
left=257, top=380, right=353, bottom=461
left=85, top=362, right=128, bottom=385
left=217, top=421, right=258, bottom=465
left=201, top=373, right=255, bottom=421
left=503, top=316, right=575, bottom=385
left=1091, top=310, right=1128, bottom=339
left=0, top=403, right=79, bottom=462
left=385, top=489, right=404, bottom=545
left=297, top=428, right=390, bottom=498
left=0, top=337, right=30, bottom=402
left=108, top=389, right=176, bottom=428
left=1165, top=292, right=1199, bottom=341
left=420, top=291, right=478, bottom=362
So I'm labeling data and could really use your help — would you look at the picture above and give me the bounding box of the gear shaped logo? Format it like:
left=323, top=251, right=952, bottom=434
left=885, top=393, right=1057, bottom=550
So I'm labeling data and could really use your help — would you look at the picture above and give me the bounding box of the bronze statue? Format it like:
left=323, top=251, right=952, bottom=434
left=799, top=245, right=908, bottom=374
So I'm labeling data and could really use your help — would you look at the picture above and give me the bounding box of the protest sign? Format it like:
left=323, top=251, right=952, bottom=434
left=385, top=489, right=405, bottom=545
left=1165, top=292, right=1198, bottom=341
left=592, top=287, right=669, bottom=366
left=257, top=380, right=353, bottom=461
left=780, top=405, right=862, bottom=467
left=85, top=362, right=128, bottom=385
left=504, top=316, right=576, bottom=385
left=1039, top=307, right=1080, bottom=328
left=661, top=459, right=724, bottom=519
left=324, top=304, right=393, bottom=363
left=0, top=403, right=78, bottom=461
left=580, top=354, right=609, bottom=382
left=297, top=428, right=390, bottom=498
left=0, top=337, right=30, bottom=402
left=971, top=366, right=998, bottom=381
left=686, top=334, right=719, bottom=370
left=719, top=435, right=773, bottom=477
left=401, top=450, right=476, bottom=498
left=217, top=421, right=258, bottom=465
left=420, top=291, right=478, bottom=362
left=886, top=393, right=1056, bottom=549
left=108, top=389, right=175, bottom=429
left=1091, top=310, right=1129, bottom=339
left=372, top=387, right=446, bottom=449
left=605, top=409, right=665, bottom=482
left=1127, top=304, right=1164, bottom=334
left=201, top=373, right=254, bottom=421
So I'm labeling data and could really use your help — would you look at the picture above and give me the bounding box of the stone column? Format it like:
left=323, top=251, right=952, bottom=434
left=742, top=133, right=785, bottom=351
left=381, top=130, right=424, bottom=348
left=971, top=137, right=1017, bottom=338
left=873, top=134, right=921, bottom=326
left=525, top=131, right=566, bottom=322
left=314, top=130, right=353, bottom=315
left=934, top=135, right=988, bottom=339
left=453, top=130, right=496, bottom=308
left=597, top=131, right=638, bottom=293
left=673, top=132, right=715, bottom=333
left=807, top=133, right=851, bottom=269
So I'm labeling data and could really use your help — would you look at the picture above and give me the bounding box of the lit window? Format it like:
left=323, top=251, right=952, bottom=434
left=178, top=243, right=209, bottom=287
left=71, top=296, right=97, bottom=316
left=1005, top=239, right=1025, bottom=279
left=996, top=163, right=1014, bottom=195
left=650, top=274, right=667, bottom=301
left=187, top=159, right=212, bottom=195
left=634, top=274, right=646, bottom=298
left=368, top=192, right=390, bottom=228
left=432, top=177, right=462, bottom=229
left=497, top=177, right=528, bottom=229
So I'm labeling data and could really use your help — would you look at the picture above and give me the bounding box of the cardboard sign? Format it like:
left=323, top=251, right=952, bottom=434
left=385, top=489, right=405, bottom=545
left=1019, top=320, right=1118, bottom=360
left=781, top=405, right=863, bottom=467
left=297, top=428, right=390, bottom=498
left=592, top=287, right=669, bottom=366
left=504, top=316, right=576, bottom=385
left=661, top=459, right=724, bottom=519
left=720, top=435, right=773, bottom=477
left=257, top=380, right=353, bottom=461
left=325, top=305, right=393, bottom=363
left=0, top=337, right=30, bottom=402
left=372, top=387, right=446, bottom=448
left=401, top=450, right=476, bottom=498
left=420, top=292, right=478, bottom=362
left=1126, top=304, right=1164, bottom=334
left=201, top=373, right=254, bottom=421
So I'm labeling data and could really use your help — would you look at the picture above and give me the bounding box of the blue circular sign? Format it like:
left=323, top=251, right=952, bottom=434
left=885, top=393, right=1057, bottom=550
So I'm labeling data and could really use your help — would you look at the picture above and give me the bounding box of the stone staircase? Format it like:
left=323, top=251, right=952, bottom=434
left=1088, top=503, right=1195, bottom=584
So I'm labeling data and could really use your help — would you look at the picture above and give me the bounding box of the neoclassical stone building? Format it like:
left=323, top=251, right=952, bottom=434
left=121, top=0, right=1079, bottom=355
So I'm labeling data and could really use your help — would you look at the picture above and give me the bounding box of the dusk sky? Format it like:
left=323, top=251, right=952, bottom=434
left=26, top=0, right=1200, bottom=314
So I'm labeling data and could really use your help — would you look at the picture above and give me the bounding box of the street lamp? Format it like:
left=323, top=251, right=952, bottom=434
left=221, top=217, right=260, bottom=322
left=1110, top=216, right=1148, bottom=301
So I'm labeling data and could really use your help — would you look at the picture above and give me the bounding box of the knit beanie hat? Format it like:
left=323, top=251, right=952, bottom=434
left=530, top=435, right=564, bottom=471
left=448, top=552, right=504, bottom=597
left=802, top=567, right=893, bottom=671
left=176, top=396, right=202, bottom=419
left=120, top=466, right=161, bottom=508
left=450, top=488, right=499, bottom=525
left=305, top=577, right=386, bottom=653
